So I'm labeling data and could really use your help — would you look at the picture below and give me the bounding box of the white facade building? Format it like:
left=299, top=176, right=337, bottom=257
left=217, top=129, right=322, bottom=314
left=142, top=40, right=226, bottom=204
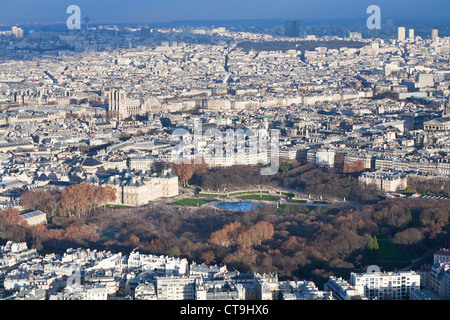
left=324, top=276, right=366, bottom=300
left=127, top=250, right=188, bottom=276
left=315, top=149, right=335, bottom=167
left=350, top=271, right=420, bottom=300
left=359, top=170, right=408, bottom=192
left=156, top=276, right=198, bottom=300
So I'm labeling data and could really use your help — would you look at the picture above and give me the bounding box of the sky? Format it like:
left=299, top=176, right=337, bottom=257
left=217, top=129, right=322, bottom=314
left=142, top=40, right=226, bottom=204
left=0, top=0, right=449, bottom=25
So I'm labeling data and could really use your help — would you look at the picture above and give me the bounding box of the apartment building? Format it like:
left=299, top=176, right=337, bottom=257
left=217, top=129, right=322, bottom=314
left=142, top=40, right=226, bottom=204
left=350, top=271, right=421, bottom=300
left=324, top=276, right=366, bottom=300
left=134, top=282, right=157, bottom=300
left=306, top=149, right=335, bottom=167
left=127, top=250, right=188, bottom=276
left=343, top=152, right=375, bottom=170
left=189, top=263, right=228, bottom=279
left=128, top=157, right=154, bottom=171
left=195, top=279, right=244, bottom=300
left=433, top=249, right=450, bottom=264
left=254, top=273, right=280, bottom=300
left=155, top=276, right=198, bottom=300
left=446, top=270, right=450, bottom=300
left=51, top=284, right=108, bottom=300
left=429, top=262, right=449, bottom=299
left=359, top=170, right=408, bottom=192
left=410, top=290, right=440, bottom=300
left=280, top=280, right=330, bottom=300
left=278, top=147, right=308, bottom=162
left=375, top=157, right=450, bottom=176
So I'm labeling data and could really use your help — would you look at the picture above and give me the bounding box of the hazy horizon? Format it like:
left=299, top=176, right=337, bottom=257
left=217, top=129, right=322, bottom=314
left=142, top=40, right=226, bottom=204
left=0, top=0, right=449, bottom=25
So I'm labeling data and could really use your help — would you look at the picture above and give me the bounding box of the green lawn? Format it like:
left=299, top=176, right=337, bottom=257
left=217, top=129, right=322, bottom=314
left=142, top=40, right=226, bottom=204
left=326, top=208, right=341, bottom=215
left=197, top=193, right=227, bottom=198
left=239, top=195, right=280, bottom=201
left=197, top=190, right=272, bottom=197
left=376, top=261, right=412, bottom=271
left=101, top=231, right=116, bottom=238
left=228, top=190, right=269, bottom=196
left=196, top=189, right=295, bottom=200
left=288, top=199, right=308, bottom=203
left=377, top=239, right=424, bottom=261
left=170, top=199, right=213, bottom=206
left=104, top=204, right=131, bottom=209
left=277, top=204, right=316, bottom=213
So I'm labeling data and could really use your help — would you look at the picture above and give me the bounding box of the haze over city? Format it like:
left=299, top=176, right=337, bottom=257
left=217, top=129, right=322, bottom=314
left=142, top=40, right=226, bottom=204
left=1, top=0, right=449, bottom=24
left=0, top=0, right=449, bottom=311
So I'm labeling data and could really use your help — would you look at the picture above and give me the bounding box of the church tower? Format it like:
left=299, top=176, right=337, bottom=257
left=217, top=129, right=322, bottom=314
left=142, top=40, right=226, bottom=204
left=108, top=89, right=126, bottom=119
left=445, top=96, right=450, bottom=116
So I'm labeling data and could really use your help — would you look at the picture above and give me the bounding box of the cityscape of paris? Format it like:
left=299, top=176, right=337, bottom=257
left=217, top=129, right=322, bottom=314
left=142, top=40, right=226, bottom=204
left=0, top=0, right=450, bottom=312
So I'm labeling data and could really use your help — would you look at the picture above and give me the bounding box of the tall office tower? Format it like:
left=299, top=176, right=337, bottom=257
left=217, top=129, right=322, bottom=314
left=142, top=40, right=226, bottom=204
left=386, top=19, right=395, bottom=33
left=432, top=29, right=439, bottom=42
left=84, top=16, right=90, bottom=30
left=285, top=20, right=299, bottom=37
left=11, top=26, right=18, bottom=37
left=409, top=29, right=414, bottom=39
left=11, top=26, right=23, bottom=39
left=397, top=27, right=406, bottom=41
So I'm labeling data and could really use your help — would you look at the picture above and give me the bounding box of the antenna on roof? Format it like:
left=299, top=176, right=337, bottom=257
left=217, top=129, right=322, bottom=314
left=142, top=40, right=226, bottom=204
left=84, top=13, right=90, bottom=30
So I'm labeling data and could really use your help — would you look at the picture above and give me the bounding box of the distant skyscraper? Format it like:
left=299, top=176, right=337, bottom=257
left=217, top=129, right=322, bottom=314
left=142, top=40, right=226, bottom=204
left=432, top=29, right=439, bottom=42
left=349, top=32, right=362, bottom=40
left=84, top=16, right=90, bottom=30
left=386, top=19, right=394, bottom=33
left=397, top=27, right=406, bottom=41
left=409, top=29, right=414, bottom=40
left=11, top=26, right=23, bottom=39
left=285, top=20, right=299, bottom=38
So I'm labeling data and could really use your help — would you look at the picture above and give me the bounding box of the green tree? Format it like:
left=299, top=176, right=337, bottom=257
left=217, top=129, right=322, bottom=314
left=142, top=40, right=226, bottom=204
left=364, top=233, right=374, bottom=250
left=364, top=233, right=379, bottom=263
left=405, top=208, right=412, bottom=222
left=373, top=236, right=379, bottom=250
